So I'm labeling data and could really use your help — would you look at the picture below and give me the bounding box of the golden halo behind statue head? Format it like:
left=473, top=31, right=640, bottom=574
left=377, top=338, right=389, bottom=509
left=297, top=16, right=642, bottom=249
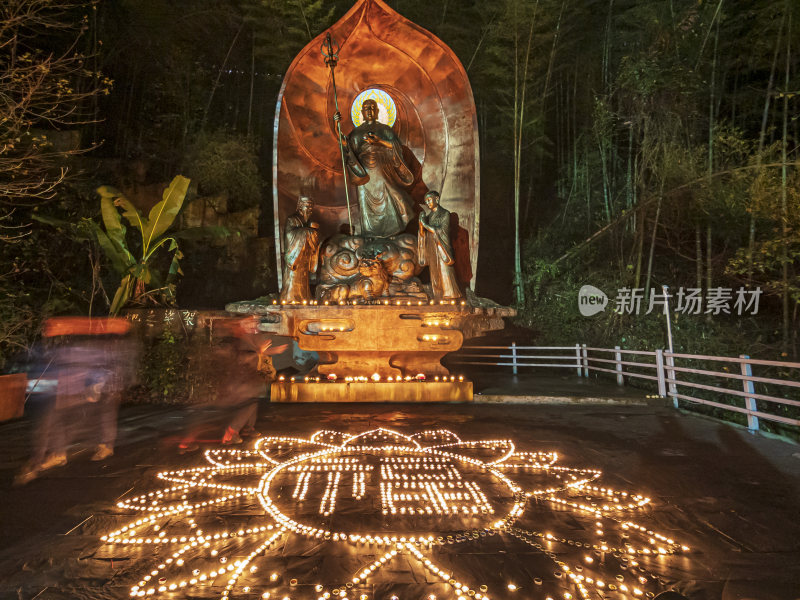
left=351, top=88, right=397, bottom=127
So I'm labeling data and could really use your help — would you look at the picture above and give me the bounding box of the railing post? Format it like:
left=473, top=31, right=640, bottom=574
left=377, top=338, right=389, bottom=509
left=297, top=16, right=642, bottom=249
left=655, top=349, right=667, bottom=398
left=614, top=345, right=624, bottom=386
left=511, top=342, right=518, bottom=375
left=740, top=355, right=759, bottom=432
left=575, top=344, right=582, bottom=376
left=665, top=351, right=678, bottom=408
left=581, top=344, right=589, bottom=377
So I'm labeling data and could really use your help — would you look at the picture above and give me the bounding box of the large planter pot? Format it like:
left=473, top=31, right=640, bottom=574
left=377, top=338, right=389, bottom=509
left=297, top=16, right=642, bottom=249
left=0, top=373, right=27, bottom=421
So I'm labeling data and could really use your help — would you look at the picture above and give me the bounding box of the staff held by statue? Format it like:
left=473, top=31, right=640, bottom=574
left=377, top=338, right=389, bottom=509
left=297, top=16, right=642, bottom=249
left=322, top=32, right=353, bottom=234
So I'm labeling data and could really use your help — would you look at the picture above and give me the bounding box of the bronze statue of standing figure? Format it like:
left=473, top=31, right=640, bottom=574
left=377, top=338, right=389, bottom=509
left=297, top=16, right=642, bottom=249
left=336, top=99, right=415, bottom=238
left=280, top=196, right=320, bottom=303
left=418, top=191, right=462, bottom=300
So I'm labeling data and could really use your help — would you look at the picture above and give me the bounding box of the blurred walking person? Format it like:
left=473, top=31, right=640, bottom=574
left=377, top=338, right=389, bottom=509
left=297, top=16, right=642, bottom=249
left=218, top=316, right=287, bottom=445
left=15, top=317, right=133, bottom=485
left=91, top=321, right=139, bottom=460
left=176, top=316, right=288, bottom=452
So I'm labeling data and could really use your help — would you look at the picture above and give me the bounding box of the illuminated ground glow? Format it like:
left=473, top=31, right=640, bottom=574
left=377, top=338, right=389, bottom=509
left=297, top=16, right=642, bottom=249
left=103, top=428, right=691, bottom=599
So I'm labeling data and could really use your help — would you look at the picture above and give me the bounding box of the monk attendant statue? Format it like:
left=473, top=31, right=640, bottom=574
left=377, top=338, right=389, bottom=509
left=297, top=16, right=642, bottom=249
left=336, top=99, right=415, bottom=237
left=280, top=196, right=320, bottom=303
left=418, top=191, right=462, bottom=300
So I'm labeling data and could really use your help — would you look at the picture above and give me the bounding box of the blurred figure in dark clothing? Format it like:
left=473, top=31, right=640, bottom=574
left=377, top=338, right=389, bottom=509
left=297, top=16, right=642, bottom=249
left=177, top=316, right=287, bottom=452
left=14, top=318, right=135, bottom=485
left=92, top=328, right=139, bottom=460
left=218, top=316, right=287, bottom=445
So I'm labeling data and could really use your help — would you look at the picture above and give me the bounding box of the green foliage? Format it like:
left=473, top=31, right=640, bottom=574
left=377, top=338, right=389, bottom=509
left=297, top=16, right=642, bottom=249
left=137, top=329, right=188, bottom=403
left=244, top=0, right=336, bottom=68
left=519, top=237, right=771, bottom=357
left=506, top=0, right=799, bottom=356
left=0, top=182, right=107, bottom=368
left=97, top=0, right=225, bottom=160
left=727, top=167, right=800, bottom=306
left=95, top=175, right=191, bottom=314
left=473, top=0, right=551, bottom=164
left=0, top=296, right=38, bottom=372
left=184, top=131, right=262, bottom=212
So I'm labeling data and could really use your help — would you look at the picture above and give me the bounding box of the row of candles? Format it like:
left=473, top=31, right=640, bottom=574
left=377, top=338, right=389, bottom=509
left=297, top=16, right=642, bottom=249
left=106, top=427, right=691, bottom=600
left=257, top=441, right=529, bottom=544
left=277, top=374, right=466, bottom=383
left=272, top=299, right=468, bottom=306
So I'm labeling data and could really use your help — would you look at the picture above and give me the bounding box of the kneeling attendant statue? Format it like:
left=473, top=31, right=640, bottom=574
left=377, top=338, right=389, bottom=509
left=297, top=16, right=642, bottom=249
left=418, top=191, right=462, bottom=300
left=280, top=196, right=320, bottom=303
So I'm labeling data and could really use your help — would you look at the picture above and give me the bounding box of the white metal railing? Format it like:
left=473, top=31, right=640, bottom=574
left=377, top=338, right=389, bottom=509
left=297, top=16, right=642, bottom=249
left=451, top=344, right=584, bottom=375
left=450, top=344, right=800, bottom=432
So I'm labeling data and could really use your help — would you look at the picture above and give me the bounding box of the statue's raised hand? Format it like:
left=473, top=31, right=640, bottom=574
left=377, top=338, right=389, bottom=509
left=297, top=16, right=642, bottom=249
left=365, top=132, right=390, bottom=148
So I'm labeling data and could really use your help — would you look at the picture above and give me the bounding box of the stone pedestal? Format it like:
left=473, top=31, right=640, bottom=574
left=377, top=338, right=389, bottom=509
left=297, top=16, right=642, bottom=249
left=290, top=303, right=467, bottom=378
left=227, top=296, right=514, bottom=402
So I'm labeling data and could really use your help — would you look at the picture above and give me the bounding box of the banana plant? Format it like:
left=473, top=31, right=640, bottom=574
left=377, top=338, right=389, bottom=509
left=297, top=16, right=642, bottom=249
left=95, top=175, right=192, bottom=315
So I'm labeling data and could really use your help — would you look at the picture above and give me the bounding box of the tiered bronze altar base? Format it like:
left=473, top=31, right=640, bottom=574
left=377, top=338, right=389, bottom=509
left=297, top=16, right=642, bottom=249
left=285, top=304, right=473, bottom=377
left=271, top=380, right=473, bottom=403
left=227, top=298, right=514, bottom=402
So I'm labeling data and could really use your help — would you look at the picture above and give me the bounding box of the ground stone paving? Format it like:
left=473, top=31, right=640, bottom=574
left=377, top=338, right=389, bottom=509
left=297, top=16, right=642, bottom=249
left=1, top=395, right=798, bottom=600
